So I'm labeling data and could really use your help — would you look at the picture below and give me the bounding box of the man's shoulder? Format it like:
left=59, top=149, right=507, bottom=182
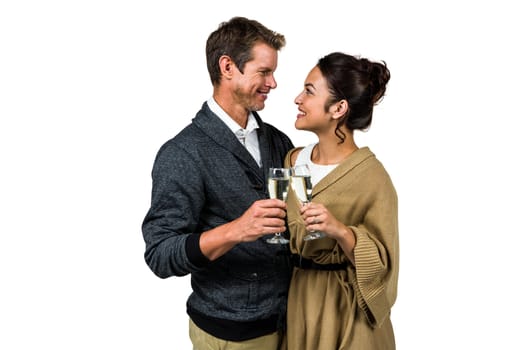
left=256, top=114, right=289, bottom=136
left=260, top=121, right=293, bottom=147
left=156, top=123, right=200, bottom=153
left=160, top=105, right=212, bottom=147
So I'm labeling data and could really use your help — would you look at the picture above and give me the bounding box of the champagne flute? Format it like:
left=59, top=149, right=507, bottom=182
left=266, top=167, right=291, bottom=244
left=291, top=164, right=325, bottom=241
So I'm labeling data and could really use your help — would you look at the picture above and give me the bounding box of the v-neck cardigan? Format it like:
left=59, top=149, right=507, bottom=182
left=142, top=102, right=294, bottom=340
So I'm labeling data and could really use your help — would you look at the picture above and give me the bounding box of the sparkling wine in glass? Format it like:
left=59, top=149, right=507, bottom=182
left=266, top=167, right=291, bottom=244
left=291, top=164, right=325, bottom=241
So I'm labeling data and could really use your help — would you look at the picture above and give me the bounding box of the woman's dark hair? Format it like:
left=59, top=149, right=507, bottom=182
left=317, top=52, right=390, bottom=142
left=206, top=17, right=286, bottom=86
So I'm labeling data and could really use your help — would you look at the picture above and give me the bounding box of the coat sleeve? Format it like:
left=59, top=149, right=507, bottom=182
left=142, top=141, right=208, bottom=278
left=350, top=170, right=399, bottom=328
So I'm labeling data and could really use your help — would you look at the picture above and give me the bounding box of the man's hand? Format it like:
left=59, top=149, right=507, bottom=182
left=199, top=198, right=287, bottom=260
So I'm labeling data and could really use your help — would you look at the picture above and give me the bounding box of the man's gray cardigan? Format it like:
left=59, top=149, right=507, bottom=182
left=142, top=102, right=294, bottom=341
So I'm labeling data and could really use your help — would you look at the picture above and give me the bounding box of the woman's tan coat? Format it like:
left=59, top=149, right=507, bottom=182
left=283, top=147, right=399, bottom=350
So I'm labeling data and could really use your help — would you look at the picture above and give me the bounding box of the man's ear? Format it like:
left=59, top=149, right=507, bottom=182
left=219, top=55, right=235, bottom=80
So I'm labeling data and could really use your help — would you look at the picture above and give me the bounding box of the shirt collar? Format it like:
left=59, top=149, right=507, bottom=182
left=207, top=97, right=259, bottom=135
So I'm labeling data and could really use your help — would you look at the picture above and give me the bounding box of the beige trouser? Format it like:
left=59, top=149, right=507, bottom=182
left=189, top=318, right=280, bottom=350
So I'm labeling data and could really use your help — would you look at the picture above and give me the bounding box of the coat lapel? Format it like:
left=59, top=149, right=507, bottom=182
left=193, top=102, right=265, bottom=183
left=312, top=147, right=375, bottom=198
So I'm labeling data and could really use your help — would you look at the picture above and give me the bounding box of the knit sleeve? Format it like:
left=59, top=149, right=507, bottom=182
left=351, top=174, right=399, bottom=328
left=142, top=139, right=209, bottom=278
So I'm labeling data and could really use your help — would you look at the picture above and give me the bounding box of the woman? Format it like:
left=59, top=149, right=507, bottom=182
left=283, top=52, right=399, bottom=349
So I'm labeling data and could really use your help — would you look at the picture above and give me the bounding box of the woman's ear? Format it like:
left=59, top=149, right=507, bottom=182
left=332, top=100, right=349, bottom=120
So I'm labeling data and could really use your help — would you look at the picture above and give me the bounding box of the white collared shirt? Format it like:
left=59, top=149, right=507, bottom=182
left=208, top=97, right=261, bottom=167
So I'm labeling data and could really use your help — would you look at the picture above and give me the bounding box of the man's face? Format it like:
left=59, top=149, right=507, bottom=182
left=231, top=42, right=279, bottom=112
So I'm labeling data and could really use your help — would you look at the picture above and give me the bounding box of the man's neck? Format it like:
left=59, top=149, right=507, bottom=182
left=212, top=94, right=248, bottom=129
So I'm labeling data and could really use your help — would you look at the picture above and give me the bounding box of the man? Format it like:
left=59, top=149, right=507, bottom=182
left=142, top=17, right=294, bottom=349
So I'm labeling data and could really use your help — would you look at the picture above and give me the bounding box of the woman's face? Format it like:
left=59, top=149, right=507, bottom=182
left=294, top=66, right=335, bottom=133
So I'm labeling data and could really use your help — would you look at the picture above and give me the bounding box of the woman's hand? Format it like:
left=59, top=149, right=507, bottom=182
left=300, top=202, right=345, bottom=239
left=300, top=202, right=356, bottom=262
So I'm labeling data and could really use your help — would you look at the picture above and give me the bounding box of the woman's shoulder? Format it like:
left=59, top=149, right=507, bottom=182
left=285, top=143, right=316, bottom=167
left=284, top=147, right=302, bottom=167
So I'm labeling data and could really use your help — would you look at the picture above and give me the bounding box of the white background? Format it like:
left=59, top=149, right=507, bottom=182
left=1, top=1, right=524, bottom=349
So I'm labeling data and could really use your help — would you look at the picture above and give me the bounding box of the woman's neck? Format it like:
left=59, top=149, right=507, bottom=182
left=311, top=136, right=358, bottom=165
